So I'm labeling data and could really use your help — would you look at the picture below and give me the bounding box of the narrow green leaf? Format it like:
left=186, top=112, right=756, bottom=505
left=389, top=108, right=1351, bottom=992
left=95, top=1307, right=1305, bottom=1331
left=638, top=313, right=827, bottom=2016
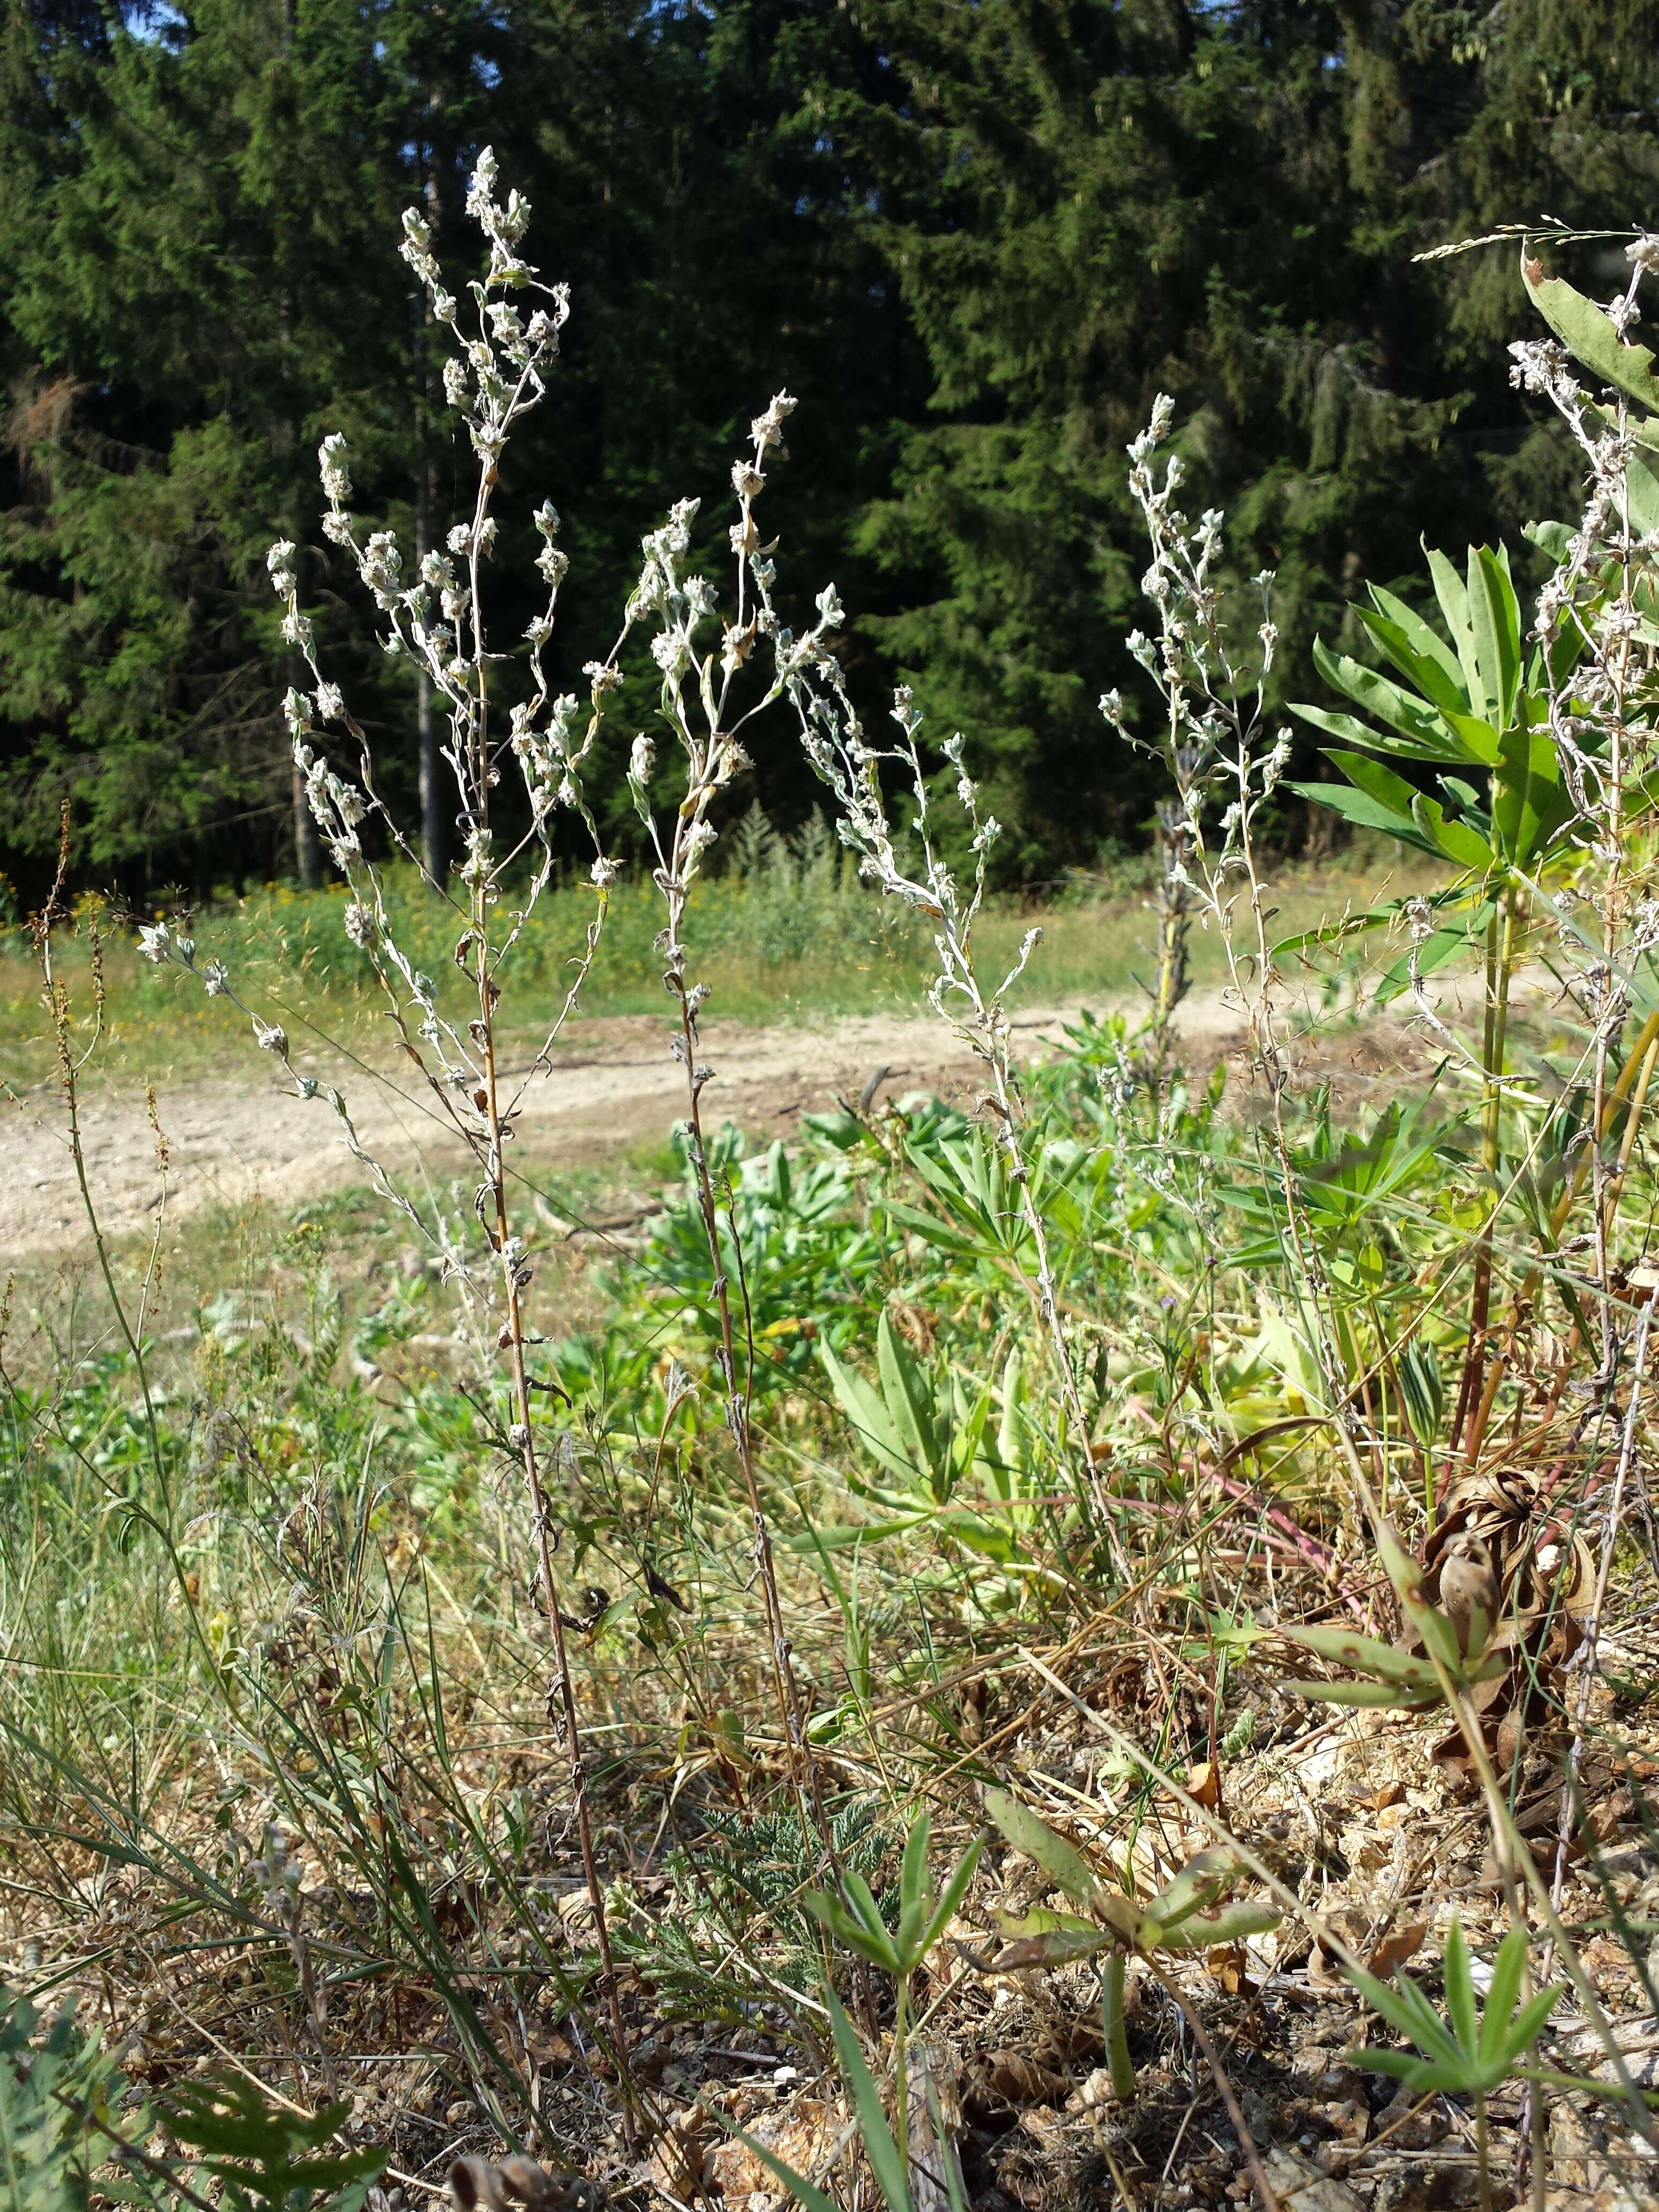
left=819, top=1339, right=916, bottom=1486
left=983, top=1789, right=1099, bottom=1912
left=898, top=1812, right=932, bottom=1963
left=1310, top=639, right=1456, bottom=755
left=1410, top=790, right=1492, bottom=872
left=845, top=1872, right=894, bottom=1946
left=1443, top=1920, right=1478, bottom=2054
left=804, top=1893, right=901, bottom=1975
left=1365, top=584, right=1469, bottom=701
left=1426, top=545, right=1483, bottom=716
left=920, top=1838, right=983, bottom=1959
left=827, top=1992, right=913, bottom=2212
left=990, top=1925, right=1115, bottom=1969
left=1343, top=1965, right=1461, bottom=2066
left=1468, top=547, right=1521, bottom=733
left=1288, top=779, right=1440, bottom=856
left=1478, top=1926, right=1531, bottom=2066
left=1279, top=1622, right=1440, bottom=1685
left=1149, top=1848, right=1242, bottom=1930
left=878, top=1312, right=946, bottom=1494
left=1277, top=1678, right=1437, bottom=1708
left=1155, top=1900, right=1282, bottom=1953
left=1497, top=1982, right=1567, bottom=2066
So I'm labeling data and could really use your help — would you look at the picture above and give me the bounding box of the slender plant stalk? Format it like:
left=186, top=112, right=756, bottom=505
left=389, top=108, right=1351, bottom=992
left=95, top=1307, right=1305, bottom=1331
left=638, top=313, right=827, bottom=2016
left=1102, top=1952, right=1134, bottom=2102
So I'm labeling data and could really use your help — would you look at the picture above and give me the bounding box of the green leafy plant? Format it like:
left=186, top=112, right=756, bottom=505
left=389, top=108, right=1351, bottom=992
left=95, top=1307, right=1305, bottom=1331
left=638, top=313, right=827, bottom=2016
left=981, top=1790, right=1281, bottom=2102
left=1277, top=1521, right=1506, bottom=1708
left=804, top=1810, right=981, bottom=2179
left=160, top=2078, right=385, bottom=2212
left=1345, top=1919, right=1565, bottom=2212
left=816, top=1314, right=1052, bottom=1560
left=1285, top=535, right=1594, bottom=1430
left=0, top=1987, right=382, bottom=2212
left=0, top=1986, right=144, bottom=2212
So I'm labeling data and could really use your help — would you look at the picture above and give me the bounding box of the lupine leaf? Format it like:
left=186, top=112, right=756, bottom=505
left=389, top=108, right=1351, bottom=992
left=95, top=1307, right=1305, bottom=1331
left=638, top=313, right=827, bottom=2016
left=1443, top=1920, right=1478, bottom=2053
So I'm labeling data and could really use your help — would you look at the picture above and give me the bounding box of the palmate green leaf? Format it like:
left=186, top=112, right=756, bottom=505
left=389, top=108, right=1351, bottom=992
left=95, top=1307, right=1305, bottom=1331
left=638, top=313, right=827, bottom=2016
left=1522, top=256, right=1659, bottom=419
left=1395, top=1339, right=1445, bottom=1449
left=983, top=1789, right=1100, bottom=1912
left=1468, top=545, right=1521, bottom=733
left=1309, top=640, right=1461, bottom=757
left=1287, top=779, right=1440, bottom=856
left=1347, top=1918, right=1566, bottom=2098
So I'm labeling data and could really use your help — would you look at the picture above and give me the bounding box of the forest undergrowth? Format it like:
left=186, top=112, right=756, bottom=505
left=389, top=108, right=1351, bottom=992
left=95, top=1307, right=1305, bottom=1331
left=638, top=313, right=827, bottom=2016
left=4, top=167, right=1659, bottom=2212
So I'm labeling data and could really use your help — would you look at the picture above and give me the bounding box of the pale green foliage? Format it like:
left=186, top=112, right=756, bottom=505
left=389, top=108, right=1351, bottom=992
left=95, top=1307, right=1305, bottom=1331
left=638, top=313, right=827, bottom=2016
left=1346, top=1919, right=1565, bottom=2097
left=980, top=1791, right=1281, bottom=2104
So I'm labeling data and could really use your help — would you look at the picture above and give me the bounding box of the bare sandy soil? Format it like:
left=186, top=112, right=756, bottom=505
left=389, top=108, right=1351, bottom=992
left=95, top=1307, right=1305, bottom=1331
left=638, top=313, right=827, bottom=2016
left=0, top=976, right=1451, bottom=1258
left=0, top=995, right=1221, bottom=1256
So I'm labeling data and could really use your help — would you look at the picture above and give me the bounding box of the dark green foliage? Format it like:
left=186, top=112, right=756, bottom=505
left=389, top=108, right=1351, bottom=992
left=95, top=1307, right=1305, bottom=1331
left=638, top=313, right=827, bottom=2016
left=3, top=1, right=1659, bottom=895
left=847, top=0, right=1659, bottom=868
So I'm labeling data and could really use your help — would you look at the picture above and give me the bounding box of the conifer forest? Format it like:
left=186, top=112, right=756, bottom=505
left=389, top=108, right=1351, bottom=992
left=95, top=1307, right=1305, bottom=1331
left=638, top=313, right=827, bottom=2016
left=8, top=8, right=1659, bottom=2212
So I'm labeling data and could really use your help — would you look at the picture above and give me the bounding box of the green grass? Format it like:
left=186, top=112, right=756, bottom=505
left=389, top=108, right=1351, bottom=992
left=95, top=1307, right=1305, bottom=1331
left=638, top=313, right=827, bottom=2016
left=2, top=830, right=1430, bottom=1094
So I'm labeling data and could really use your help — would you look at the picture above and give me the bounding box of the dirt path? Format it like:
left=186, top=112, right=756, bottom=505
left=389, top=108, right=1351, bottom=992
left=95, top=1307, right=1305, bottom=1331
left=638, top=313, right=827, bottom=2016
left=1, top=989, right=1281, bottom=1257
